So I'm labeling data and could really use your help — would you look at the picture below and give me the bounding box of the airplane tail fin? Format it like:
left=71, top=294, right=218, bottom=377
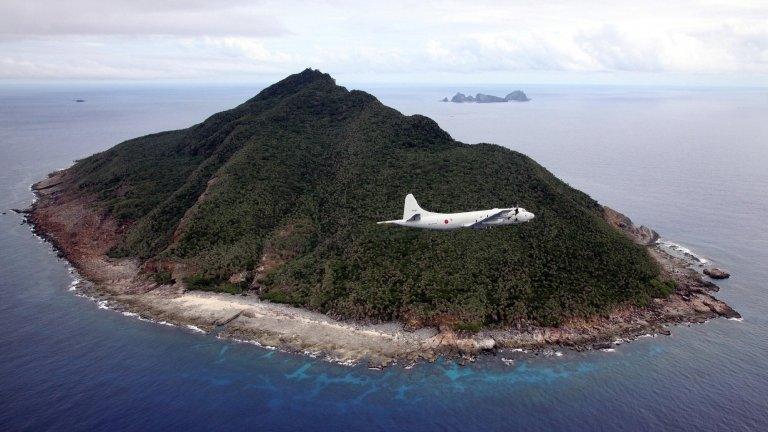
left=403, top=193, right=424, bottom=219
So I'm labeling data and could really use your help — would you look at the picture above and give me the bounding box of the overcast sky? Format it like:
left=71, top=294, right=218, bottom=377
left=2, top=0, right=767, bottom=86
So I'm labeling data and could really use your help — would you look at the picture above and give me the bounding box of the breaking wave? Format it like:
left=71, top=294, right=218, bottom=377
left=657, top=239, right=709, bottom=264
left=60, top=268, right=215, bottom=334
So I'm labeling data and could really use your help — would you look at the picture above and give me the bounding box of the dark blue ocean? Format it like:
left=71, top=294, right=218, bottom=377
left=1, top=83, right=766, bottom=431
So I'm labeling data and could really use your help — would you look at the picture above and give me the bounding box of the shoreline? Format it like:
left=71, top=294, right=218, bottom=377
left=25, top=170, right=741, bottom=368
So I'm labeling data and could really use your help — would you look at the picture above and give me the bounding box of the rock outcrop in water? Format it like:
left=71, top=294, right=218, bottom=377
left=26, top=69, right=738, bottom=367
left=704, top=268, right=730, bottom=279
left=505, top=90, right=530, bottom=102
left=450, top=92, right=474, bottom=102
left=446, top=90, right=530, bottom=103
left=475, top=93, right=507, bottom=103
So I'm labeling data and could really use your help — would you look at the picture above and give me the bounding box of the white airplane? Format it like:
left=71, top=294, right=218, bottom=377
left=378, top=194, right=534, bottom=230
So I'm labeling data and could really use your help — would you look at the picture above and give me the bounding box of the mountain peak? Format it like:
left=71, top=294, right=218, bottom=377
left=255, top=68, right=337, bottom=100
left=297, top=67, right=333, bottom=81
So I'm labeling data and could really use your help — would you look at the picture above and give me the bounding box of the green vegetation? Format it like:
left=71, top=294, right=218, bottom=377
left=153, top=271, right=174, bottom=285
left=454, top=321, right=484, bottom=333
left=183, top=274, right=217, bottom=291
left=67, top=68, right=664, bottom=328
left=651, top=278, right=676, bottom=297
left=183, top=275, right=244, bottom=295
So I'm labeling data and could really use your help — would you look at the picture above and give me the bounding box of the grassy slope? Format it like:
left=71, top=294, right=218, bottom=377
left=67, top=69, right=664, bottom=327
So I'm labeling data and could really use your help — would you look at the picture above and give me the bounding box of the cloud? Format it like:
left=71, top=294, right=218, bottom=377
left=0, top=0, right=766, bottom=83
left=0, top=0, right=287, bottom=38
left=423, top=21, right=768, bottom=74
left=197, top=37, right=293, bottom=63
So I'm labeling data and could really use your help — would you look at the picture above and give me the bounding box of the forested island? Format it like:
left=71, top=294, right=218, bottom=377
left=27, top=69, right=738, bottom=367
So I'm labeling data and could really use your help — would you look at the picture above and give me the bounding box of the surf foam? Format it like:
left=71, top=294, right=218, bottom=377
left=657, top=239, right=709, bottom=264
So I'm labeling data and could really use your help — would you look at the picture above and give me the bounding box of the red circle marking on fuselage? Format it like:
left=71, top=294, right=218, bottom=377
left=444, top=219, right=449, bottom=224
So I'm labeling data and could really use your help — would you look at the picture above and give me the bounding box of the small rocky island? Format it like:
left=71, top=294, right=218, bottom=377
left=443, top=90, right=530, bottom=103
left=26, top=69, right=738, bottom=368
left=704, top=268, right=730, bottom=279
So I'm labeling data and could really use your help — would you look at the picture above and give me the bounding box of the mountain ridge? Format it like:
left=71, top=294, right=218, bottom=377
left=60, top=68, right=667, bottom=328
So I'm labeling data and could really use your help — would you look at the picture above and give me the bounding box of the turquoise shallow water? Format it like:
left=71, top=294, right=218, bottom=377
left=1, top=84, right=766, bottom=431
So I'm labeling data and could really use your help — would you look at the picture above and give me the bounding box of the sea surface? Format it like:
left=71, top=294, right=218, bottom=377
left=1, top=83, right=767, bottom=431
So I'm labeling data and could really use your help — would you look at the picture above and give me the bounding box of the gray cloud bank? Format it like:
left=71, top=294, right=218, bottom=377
left=1, top=0, right=766, bottom=83
left=1, top=0, right=286, bottom=37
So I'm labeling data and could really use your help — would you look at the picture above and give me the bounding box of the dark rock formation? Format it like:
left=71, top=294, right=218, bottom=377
left=603, top=207, right=660, bottom=245
left=475, top=93, right=506, bottom=103
left=704, top=268, right=730, bottom=279
left=505, top=90, right=530, bottom=102
left=450, top=92, right=475, bottom=102
left=447, top=91, right=530, bottom=103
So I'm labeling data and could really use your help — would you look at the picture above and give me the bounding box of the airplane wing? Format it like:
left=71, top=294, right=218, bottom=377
left=462, top=210, right=508, bottom=228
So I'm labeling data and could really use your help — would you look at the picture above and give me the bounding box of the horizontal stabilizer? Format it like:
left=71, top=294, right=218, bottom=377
left=377, top=220, right=402, bottom=225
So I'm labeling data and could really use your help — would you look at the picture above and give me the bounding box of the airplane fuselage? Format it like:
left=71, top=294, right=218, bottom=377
left=389, top=208, right=534, bottom=230
left=378, top=194, right=534, bottom=230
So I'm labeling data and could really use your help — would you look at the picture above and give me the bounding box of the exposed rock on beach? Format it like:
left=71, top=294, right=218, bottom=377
left=704, top=268, right=730, bottom=279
